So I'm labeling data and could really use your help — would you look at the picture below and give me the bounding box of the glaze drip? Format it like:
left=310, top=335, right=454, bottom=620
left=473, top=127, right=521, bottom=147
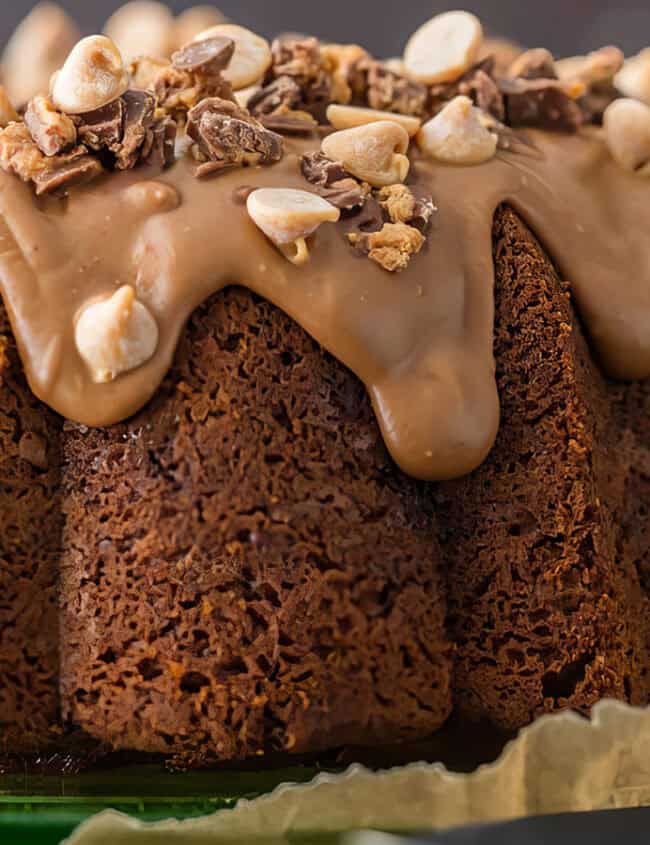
left=0, top=128, right=648, bottom=480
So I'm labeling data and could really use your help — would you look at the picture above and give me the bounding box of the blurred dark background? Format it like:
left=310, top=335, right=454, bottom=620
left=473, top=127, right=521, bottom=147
left=2, top=0, right=650, bottom=58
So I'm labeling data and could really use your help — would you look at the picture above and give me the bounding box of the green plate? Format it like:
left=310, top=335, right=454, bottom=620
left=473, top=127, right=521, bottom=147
left=0, top=762, right=331, bottom=844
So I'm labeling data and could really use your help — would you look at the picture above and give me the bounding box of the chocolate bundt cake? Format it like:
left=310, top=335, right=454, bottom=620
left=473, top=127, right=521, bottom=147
left=0, top=6, right=649, bottom=765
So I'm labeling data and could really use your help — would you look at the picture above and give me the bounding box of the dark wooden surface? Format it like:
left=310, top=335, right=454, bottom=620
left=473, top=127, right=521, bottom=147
left=1, top=0, right=649, bottom=60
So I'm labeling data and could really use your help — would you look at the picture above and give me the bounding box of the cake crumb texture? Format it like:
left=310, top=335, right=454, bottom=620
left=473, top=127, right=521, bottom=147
left=0, top=207, right=648, bottom=761
left=436, top=207, right=649, bottom=729
left=0, top=306, right=62, bottom=751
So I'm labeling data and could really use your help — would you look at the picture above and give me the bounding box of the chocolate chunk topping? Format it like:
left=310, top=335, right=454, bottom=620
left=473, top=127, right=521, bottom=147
left=430, top=58, right=505, bottom=121
left=248, top=76, right=320, bottom=135
left=363, top=62, right=428, bottom=117
left=143, top=117, right=177, bottom=169
left=268, top=37, right=332, bottom=117
left=187, top=98, right=283, bottom=174
left=301, top=151, right=368, bottom=209
left=301, top=151, right=349, bottom=188
left=258, top=111, right=317, bottom=134
left=500, top=78, right=584, bottom=132
left=343, top=182, right=435, bottom=270
left=378, top=184, right=436, bottom=231
left=32, top=154, right=104, bottom=196
left=154, top=65, right=235, bottom=118
left=270, top=36, right=323, bottom=84
left=24, top=95, right=77, bottom=157
left=73, top=98, right=124, bottom=152
left=116, top=89, right=155, bottom=170
left=248, top=77, right=302, bottom=116
left=172, top=36, right=235, bottom=75
left=465, top=69, right=505, bottom=121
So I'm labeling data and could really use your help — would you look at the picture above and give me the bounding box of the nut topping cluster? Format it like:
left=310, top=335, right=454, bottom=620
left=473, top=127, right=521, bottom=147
left=0, top=33, right=179, bottom=194
left=0, top=1, right=649, bottom=396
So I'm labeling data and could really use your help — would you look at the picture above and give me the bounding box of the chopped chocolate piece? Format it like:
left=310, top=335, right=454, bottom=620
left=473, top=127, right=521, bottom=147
left=172, top=36, right=235, bottom=75
left=194, top=160, right=239, bottom=178
left=507, top=48, right=558, bottom=81
left=271, top=36, right=323, bottom=82
left=116, top=89, right=155, bottom=170
left=377, top=183, right=436, bottom=231
left=73, top=98, right=124, bottom=152
left=18, top=431, right=48, bottom=470
left=301, top=151, right=368, bottom=209
left=321, top=43, right=369, bottom=104
left=348, top=221, right=425, bottom=272
left=248, top=76, right=302, bottom=116
left=268, top=37, right=332, bottom=116
left=154, top=66, right=234, bottom=117
left=24, top=95, right=77, bottom=157
left=301, top=151, right=348, bottom=187
left=344, top=194, right=384, bottom=234
left=430, top=58, right=504, bottom=121
left=187, top=97, right=283, bottom=173
left=32, top=154, right=103, bottom=195
left=500, top=78, right=584, bottom=132
left=410, top=194, right=437, bottom=233
left=143, top=117, right=177, bottom=169
left=465, top=69, right=505, bottom=122
left=363, top=61, right=428, bottom=117
left=318, top=177, right=370, bottom=210
left=258, top=110, right=317, bottom=134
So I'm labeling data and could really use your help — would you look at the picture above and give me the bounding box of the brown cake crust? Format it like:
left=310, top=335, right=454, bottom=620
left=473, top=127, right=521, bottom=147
left=436, top=207, right=649, bottom=730
left=1, top=206, right=648, bottom=762
left=60, top=290, right=452, bottom=763
left=0, top=305, right=62, bottom=751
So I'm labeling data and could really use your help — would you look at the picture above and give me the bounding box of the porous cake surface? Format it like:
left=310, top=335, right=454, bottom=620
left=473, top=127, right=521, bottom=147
left=60, top=290, right=452, bottom=761
left=0, top=5, right=649, bottom=765
left=1, top=205, right=647, bottom=761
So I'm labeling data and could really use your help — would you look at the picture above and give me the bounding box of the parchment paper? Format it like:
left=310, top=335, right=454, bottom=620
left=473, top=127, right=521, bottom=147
left=66, top=700, right=650, bottom=844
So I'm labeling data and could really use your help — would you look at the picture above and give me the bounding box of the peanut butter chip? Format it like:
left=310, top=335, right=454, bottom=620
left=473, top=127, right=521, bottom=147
left=326, top=104, right=421, bottom=137
left=418, top=96, right=497, bottom=165
left=193, top=24, right=271, bottom=90
left=404, top=10, right=483, bottom=85
left=247, top=187, right=340, bottom=264
left=603, top=98, right=650, bottom=174
left=51, top=35, right=129, bottom=115
left=75, top=286, right=159, bottom=383
left=321, top=121, right=410, bottom=188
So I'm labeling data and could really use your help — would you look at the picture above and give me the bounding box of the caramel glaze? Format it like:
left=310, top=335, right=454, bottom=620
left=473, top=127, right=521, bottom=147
left=0, top=128, right=648, bottom=481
